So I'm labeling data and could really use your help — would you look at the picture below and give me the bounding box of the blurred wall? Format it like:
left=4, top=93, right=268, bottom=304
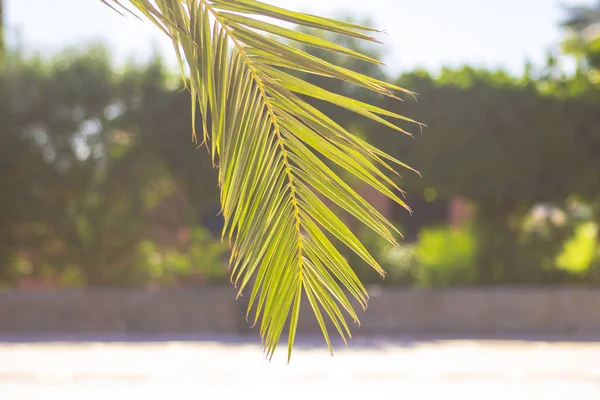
left=1, top=287, right=599, bottom=337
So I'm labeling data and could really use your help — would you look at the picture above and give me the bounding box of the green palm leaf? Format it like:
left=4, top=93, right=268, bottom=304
left=106, top=0, right=421, bottom=361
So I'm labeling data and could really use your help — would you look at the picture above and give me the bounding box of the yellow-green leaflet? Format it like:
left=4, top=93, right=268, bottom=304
left=105, top=0, right=421, bottom=361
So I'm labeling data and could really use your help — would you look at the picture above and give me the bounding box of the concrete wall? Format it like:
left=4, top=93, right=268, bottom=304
left=327, top=287, right=600, bottom=335
left=1, top=287, right=600, bottom=336
left=0, top=287, right=243, bottom=335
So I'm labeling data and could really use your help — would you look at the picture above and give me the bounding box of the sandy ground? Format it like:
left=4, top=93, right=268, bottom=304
left=1, top=336, right=600, bottom=399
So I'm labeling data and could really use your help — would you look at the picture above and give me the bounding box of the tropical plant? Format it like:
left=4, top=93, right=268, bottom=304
left=103, top=0, right=420, bottom=360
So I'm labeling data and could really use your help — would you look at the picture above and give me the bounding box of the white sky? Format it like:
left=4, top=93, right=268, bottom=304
left=4, top=0, right=590, bottom=75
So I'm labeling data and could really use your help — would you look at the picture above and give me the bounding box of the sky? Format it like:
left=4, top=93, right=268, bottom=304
left=3, top=0, right=591, bottom=75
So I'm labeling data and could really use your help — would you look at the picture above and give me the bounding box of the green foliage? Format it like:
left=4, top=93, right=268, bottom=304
left=276, top=15, right=600, bottom=289
left=369, top=66, right=600, bottom=284
left=344, top=225, right=415, bottom=286
left=0, top=47, right=220, bottom=286
left=4, top=0, right=600, bottom=359
left=5, top=23, right=600, bottom=293
left=114, top=0, right=419, bottom=359
left=413, top=226, right=477, bottom=287
left=347, top=224, right=477, bottom=288
left=556, top=222, right=599, bottom=274
left=136, top=226, right=229, bottom=285
left=561, top=3, right=600, bottom=70
left=390, top=68, right=589, bottom=208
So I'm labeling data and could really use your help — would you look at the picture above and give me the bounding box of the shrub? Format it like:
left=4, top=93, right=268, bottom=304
left=136, top=226, right=229, bottom=286
left=413, top=225, right=477, bottom=287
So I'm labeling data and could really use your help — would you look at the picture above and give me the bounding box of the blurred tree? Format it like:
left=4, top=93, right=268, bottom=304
left=1, top=48, right=150, bottom=284
left=289, top=18, right=600, bottom=285
left=560, top=3, right=600, bottom=275
left=561, top=1, right=600, bottom=70
left=135, top=226, right=229, bottom=286
left=118, top=61, right=220, bottom=212
left=379, top=68, right=600, bottom=284
left=5, top=44, right=596, bottom=289
left=289, top=18, right=436, bottom=281
left=0, top=47, right=219, bottom=286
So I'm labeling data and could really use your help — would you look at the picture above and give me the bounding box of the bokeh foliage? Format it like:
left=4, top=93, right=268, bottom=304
left=2, top=13, right=600, bottom=288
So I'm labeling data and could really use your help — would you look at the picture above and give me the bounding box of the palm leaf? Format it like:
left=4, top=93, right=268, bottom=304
left=106, top=0, right=421, bottom=361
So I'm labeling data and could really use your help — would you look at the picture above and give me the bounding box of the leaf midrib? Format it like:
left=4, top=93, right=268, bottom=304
left=203, top=1, right=306, bottom=280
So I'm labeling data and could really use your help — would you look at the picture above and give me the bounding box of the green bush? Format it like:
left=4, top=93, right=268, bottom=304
left=556, top=222, right=599, bottom=274
left=342, top=225, right=415, bottom=286
left=413, top=225, right=477, bottom=287
left=136, top=226, right=229, bottom=286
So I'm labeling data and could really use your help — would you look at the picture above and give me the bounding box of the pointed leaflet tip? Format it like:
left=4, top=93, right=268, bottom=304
left=103, top=0, right=143, bottom=21
left=100, top=0, right=128, bottom=18
left=153, top=0, right=422, bottom=361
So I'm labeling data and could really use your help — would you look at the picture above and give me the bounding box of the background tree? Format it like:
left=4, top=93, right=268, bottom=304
left=0, top=47, right=222, bottom=286
left=5, top=0, right=600, bottom=359
left=377, top=67, right=600, bottom=284
left=561, top=1, right=600, bottom=70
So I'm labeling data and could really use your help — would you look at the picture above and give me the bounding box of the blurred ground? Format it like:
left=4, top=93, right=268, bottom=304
left=1, top=336, right=600, bottom=399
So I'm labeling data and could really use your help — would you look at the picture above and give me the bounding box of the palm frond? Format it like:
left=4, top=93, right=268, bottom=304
left=107, top=0, right=421, bottom=361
